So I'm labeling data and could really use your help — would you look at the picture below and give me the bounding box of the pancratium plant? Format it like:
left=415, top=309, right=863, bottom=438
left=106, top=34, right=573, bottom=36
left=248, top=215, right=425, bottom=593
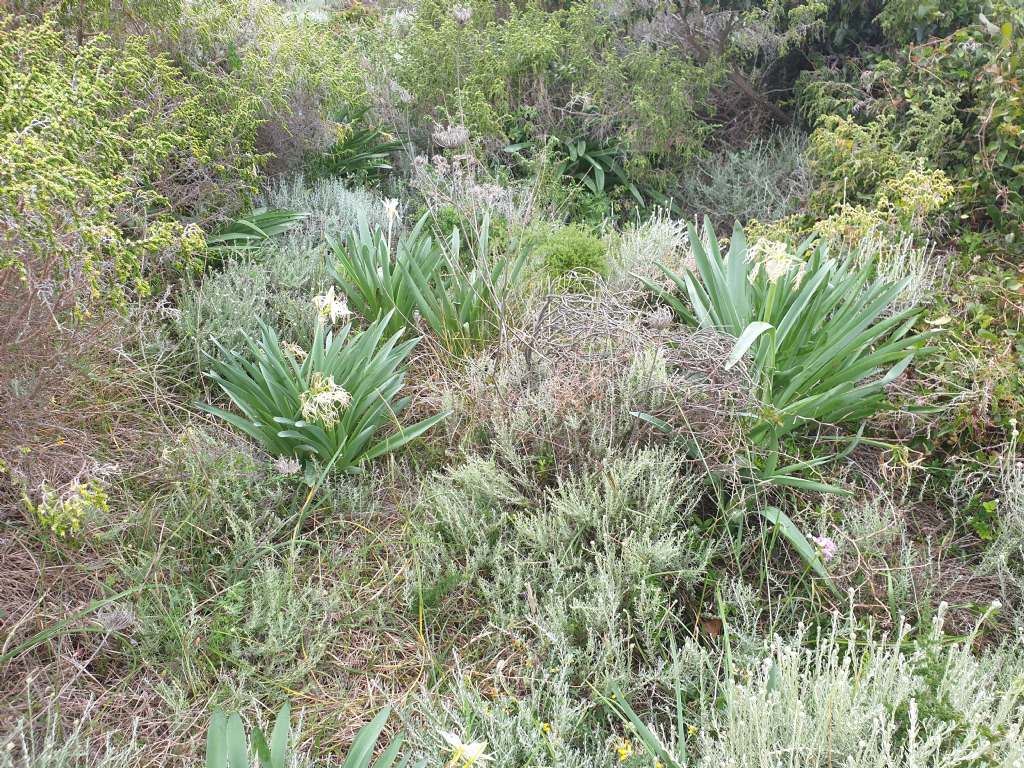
left=201, top=311, right=448, bottom=475
left=330, top=213, right=441, bottom=339
left=641, top=219, right=933, bottom=493
left=640, top=219, right=933, bottom=589
left=331, top=212, right=526, bottom=358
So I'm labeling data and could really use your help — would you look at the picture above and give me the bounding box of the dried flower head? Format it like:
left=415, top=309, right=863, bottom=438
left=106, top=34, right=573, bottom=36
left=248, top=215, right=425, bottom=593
left=390, top=80, right=413, bottom=104
left=274, top=456, right=302, bottom=475
left=645, top=305, right=674, bottom=330
left=431, top=154, right=450, bottom=173
left=300, top=372, right=352, bottom=428
left=432, top=124, right=470, bottom=149
left=95, top=604, right=137, bottom=633
left=452, top=5, right=472, bottom=25
left=280, top=340, right=308, bottom=361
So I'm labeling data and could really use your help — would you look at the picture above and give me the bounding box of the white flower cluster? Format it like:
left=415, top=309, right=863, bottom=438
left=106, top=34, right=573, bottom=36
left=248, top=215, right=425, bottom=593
left=750, top=238, right=800, bottom=284
left=299, top=372, right=352, bottom=428
left=313, top=286, right=351, bottom=326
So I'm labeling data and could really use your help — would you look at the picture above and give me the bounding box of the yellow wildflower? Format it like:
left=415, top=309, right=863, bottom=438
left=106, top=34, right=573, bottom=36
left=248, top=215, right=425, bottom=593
left=616, top=738, right=633, bottom=762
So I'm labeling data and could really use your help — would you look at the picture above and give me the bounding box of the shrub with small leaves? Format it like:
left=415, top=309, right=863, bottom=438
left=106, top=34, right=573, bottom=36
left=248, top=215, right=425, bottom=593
left=536, top=224, right=608, bottom=289
left=0, top=18, right=263, bottom=310
left=29, top=480, right=109, bottom=538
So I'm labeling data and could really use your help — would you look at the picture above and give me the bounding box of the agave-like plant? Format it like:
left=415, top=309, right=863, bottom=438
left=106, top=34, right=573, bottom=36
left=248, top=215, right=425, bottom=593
left=201, top=311, right=448, bottom=473
left=305, top=107, right=403, bottom=183
left=205, top=208, right=307, bottom=263
left=640, top=219, right=933, bottom=493
left=206, top=702, right=425, bottom=768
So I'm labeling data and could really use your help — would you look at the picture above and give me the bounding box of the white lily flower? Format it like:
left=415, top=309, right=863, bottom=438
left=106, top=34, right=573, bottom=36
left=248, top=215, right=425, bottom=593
left=750, top=239, right=796, bottom=284
left=383, top=198, right=400, bottom=223
left=299, top=372, right=352, bottom=428
left=440, top=731, right=492, bottom=766
left=313, top=286, right=351, bottom=325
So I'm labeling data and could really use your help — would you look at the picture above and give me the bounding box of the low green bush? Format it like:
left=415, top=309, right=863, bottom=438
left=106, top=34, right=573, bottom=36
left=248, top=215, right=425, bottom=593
left=258, top=176, right=387, bottom=246
left=414, top=448, right=717, bottom=687
left=536, top=224, right=608, bottom=289
left=207, top=561, right=341, bottom=688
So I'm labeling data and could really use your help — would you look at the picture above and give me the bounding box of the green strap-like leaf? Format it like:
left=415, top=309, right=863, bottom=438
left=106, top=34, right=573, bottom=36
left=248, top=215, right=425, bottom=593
left=725, top=321, right=773, bottom=370
left=270, top=703, right=290, bottom=768
left=342, top=707, right=392, bottom=768
left=226, top=713, right=249, bottom=768
left=206, top=710, right=227, bottom=768
left=755, top=506, right=838, bottom=592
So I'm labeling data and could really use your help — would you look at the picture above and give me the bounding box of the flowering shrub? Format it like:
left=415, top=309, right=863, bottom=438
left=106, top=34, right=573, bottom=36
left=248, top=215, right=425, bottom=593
left=0, top=18, right=263, bottom=312
left=799, top=3, right=1024, bottom=239
left=30, top=480, right=109, bottom=538
left=202, top=311, right=448, bottom=473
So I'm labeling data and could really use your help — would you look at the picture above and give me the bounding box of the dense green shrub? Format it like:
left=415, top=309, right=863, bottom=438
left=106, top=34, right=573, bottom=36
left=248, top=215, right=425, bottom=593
left=798, top=4, right=1024, bottom=238
left=877, top=0, right=983, bottom=42
left=0, top=17, right=261, bottom=308
left=364, top=0, right=716, bottom=177
left=535, top=224, right=608, bottom=289
left=10, top=0, right=183, bottom=41
left=178, top=0, right=366, bottom=173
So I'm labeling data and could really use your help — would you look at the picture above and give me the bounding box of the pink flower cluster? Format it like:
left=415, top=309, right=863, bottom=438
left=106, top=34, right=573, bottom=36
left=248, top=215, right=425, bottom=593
left=810, top=535, right=838, bottom=561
